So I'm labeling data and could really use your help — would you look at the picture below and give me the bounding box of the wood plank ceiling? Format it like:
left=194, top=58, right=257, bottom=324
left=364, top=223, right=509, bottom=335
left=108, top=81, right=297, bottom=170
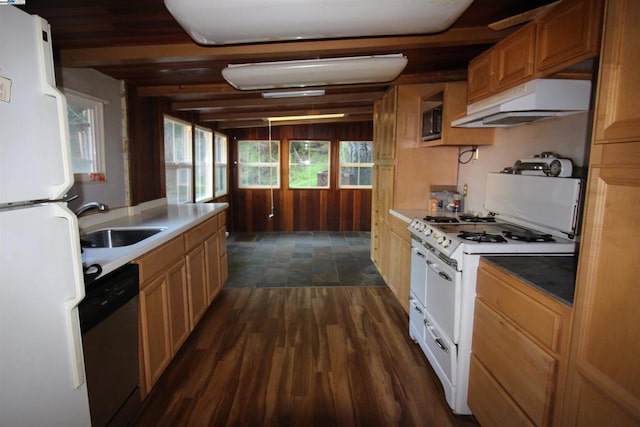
left=19, top=0, right=558, bottom=130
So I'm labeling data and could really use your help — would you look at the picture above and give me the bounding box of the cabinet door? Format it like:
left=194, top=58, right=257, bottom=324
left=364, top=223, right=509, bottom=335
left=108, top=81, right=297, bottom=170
left=495, top=25, right=536, bottom=91
left=592, top=0, right=640, bottom=144
left=204, top=232, right=221, bottom=303
left=467, top=49, right=494, bottom=103
left=562, top=154, right=640, bottom=425
left=473, top=300, right=557, bottom=426
left=186, top=245, right=208, bottom=328
left=167, top=259, right=190, bottom=352
left=376, top=87, right=397, bottom=161
left=139, top=275, right=171, bottom=395
left=535, top=0, right=604, bottom=75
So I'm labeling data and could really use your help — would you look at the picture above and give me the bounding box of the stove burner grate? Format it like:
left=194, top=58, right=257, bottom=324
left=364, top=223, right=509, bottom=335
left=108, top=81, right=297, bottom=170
left=458, top=231, right=508, bottom=243
left=424, top=216, right=459, bottom=223
left=457, top=215, right=496, bottom=223
left=502, top=231, right=555, bottom=242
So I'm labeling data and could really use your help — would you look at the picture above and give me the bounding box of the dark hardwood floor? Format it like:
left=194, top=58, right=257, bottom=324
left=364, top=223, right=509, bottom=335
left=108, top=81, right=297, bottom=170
left=132, top=287, right=478, bottom=426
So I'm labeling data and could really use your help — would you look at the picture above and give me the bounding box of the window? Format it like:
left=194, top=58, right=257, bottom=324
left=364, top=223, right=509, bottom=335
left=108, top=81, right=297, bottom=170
left=289, top=140, right=330, bottom=189
left=194, top=126, right=213, bottom=202
left=214, top=132, right=228, bottom=197
left=65, top=90, right=105, bottom=181
left=164, top=116, right=192, bottom=204
left=237, top=140, right=280, bottom=189
left=338, top=141, right=373, bottom=188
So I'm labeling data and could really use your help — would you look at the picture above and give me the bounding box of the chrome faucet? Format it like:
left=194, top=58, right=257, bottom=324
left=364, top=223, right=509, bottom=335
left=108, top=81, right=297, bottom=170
left=75, top=202, right=109, bottom=217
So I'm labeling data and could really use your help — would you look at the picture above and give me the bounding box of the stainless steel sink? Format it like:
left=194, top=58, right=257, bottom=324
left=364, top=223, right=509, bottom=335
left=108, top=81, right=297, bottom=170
left=81, top=227, right=166, bottom=248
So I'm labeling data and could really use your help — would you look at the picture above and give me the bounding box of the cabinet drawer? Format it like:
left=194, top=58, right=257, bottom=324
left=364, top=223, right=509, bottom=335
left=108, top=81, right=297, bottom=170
left=476, top=264, right=566, bottom=352
left=473, top=299, right=557, bottom=426
left=469, top=355, right=535, bottom=427
left=136, top=237, right=184, bottom=284
left=184, top=216, right=216, bottom=251
left=389, top=215, right=410, bottom=240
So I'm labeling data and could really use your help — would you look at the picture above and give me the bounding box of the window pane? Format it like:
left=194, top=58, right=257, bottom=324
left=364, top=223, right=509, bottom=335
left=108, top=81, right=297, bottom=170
left=237, top=140, right=280, bottom=189
left=66, top=91, right=105, bottom=178
left=289, top=140, right=330, bottom=189
left=195, top=127, right=213, bottom=202
left=164, top=116, right=192, bottom=204
left=338, top=141, right=372, bottom=188
left=214, top=132, right=228, bottom=197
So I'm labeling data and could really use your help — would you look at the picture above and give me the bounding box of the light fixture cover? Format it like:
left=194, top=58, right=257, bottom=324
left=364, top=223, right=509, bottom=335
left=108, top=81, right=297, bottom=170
left=262, top=90, right=326, bottom=99
left=222, top=55, right=408, bottom=90
left=164, top=0, right=473, bottom=45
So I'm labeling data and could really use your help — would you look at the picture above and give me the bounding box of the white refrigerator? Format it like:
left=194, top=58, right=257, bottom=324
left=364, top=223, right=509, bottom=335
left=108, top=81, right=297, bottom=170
left=0, top=5, right=92, bottom=426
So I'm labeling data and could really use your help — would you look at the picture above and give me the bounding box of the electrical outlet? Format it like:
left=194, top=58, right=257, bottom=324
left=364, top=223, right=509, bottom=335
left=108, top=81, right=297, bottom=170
left=473, top=148, right=479, bottom=160
left=463, top=184, right=468, bottom=197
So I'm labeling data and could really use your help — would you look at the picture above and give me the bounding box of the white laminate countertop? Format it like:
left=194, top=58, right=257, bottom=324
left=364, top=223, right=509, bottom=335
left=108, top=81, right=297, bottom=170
left=81, top=202, right=228, bottom=280
left=389, top=209, right=429, bottom=224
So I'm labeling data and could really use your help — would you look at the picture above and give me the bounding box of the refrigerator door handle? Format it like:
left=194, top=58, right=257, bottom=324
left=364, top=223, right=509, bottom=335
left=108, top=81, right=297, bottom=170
left=36, top=16, right=74, bottom=197
left=57, top=204, right=87, bottom=389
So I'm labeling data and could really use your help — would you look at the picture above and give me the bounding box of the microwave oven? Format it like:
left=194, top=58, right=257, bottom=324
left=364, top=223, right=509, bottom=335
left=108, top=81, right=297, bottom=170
left=422, top=105, right=442, bottom=141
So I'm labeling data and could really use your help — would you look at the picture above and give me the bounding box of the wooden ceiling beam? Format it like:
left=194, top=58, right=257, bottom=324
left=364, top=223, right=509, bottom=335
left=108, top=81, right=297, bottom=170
left=172, top=92, right=385, bottom=111
left=217, top=114, right=373, bottom=130
left=199, top=106, right=373, bottom=122
left=59, top=26, right=511, bottom=67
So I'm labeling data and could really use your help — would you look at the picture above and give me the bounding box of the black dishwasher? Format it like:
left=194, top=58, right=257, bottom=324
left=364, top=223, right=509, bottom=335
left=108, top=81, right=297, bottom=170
left=79, top=263, right=140, bottom=427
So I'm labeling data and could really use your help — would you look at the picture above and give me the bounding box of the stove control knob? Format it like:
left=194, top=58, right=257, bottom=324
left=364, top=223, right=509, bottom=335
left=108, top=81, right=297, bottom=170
left=423, top=227, right=432, bottom=236
left=436, top=235, right=446, bottom=245
left=441, top=239, right=451, bottom=248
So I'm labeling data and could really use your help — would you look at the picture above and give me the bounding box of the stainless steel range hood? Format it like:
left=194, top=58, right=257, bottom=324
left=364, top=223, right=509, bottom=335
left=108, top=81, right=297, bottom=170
left=451, top=79, right=592, bottom=128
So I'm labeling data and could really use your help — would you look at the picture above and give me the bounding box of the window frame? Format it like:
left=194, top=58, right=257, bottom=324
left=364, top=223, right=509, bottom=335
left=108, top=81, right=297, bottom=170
left=163, top=115, right=193, bottom=205
left=237, top=139, right=281, bottom=190
left=214, top=132, right=228, bottom=197
left=288, top=139, right=331, bottom=189
left=65, top=89, right=106, bottom=182
left=338, top=140, right=374, bottom=189
left=194, top=125, right=214, bottom=203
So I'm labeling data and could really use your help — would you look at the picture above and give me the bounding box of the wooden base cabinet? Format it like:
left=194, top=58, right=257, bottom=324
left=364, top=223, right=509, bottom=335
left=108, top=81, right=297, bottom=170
left=136, top=209, right=229, bottom=398
left=136, top=236, right=188, bottom=397
left=469, top=259, right=572, bottom=426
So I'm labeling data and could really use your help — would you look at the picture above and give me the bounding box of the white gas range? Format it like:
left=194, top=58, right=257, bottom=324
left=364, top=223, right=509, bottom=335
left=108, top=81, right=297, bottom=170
left=407, top=173, right=581, bottom=415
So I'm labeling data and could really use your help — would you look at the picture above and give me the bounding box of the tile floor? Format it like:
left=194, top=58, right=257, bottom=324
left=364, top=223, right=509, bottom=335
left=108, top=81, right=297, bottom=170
left=225, top=231, right=386, bottom=288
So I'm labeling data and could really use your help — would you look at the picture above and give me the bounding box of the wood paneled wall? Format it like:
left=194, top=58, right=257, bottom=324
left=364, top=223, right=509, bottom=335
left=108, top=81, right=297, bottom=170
left=226, top=122, right=373, bottom=232
left=127, top=85, right=218, bottom=206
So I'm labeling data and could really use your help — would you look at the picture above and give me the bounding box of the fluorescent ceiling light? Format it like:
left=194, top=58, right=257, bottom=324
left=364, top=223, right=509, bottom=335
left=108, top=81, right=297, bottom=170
left=266, top=113, right=346, bottom=122
left=262, top=90, right=325, bottom=99
left=164, top=0, right=473, bottom=45
left=222, top=54, right=408, bottom=90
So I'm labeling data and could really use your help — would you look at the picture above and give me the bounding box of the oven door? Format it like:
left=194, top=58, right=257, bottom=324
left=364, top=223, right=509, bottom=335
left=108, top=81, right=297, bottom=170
left=421, top=308, right=457, bottom=408
left=410, top=239, right=428, bottom=306
left=425, top=249, right=462, bottom=343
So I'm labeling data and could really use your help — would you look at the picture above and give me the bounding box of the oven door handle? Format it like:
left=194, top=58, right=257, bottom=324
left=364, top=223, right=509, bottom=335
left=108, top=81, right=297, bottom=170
left=424, top=319, right=449, bottom=353
left=409, top=297, right=423, bottom=314
left=426, top=260, right=453, bottom=282
left=413, top=247, right=427, bottom=259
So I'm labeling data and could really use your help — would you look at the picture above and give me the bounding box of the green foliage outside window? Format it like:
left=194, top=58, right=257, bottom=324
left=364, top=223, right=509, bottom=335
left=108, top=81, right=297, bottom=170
left=289, top=140, right=330, bottom=188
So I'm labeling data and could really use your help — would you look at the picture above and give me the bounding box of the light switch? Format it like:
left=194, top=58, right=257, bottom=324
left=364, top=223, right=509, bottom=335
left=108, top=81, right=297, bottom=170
left=0, top=76, right=11, bottom=103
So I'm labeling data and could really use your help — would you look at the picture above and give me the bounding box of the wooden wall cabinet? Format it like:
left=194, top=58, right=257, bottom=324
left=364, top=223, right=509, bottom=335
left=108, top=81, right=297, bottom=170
left=419, top=82, right=494, bottom=147
left=469, top=259, right=572, bottom=426
left=561, top=0, right=640, bottom=424
left=467, top=0, right=603, bottom=103
left=467, top=50, right=494, bottom=102
left=535, top=0, right=604, bottom=76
